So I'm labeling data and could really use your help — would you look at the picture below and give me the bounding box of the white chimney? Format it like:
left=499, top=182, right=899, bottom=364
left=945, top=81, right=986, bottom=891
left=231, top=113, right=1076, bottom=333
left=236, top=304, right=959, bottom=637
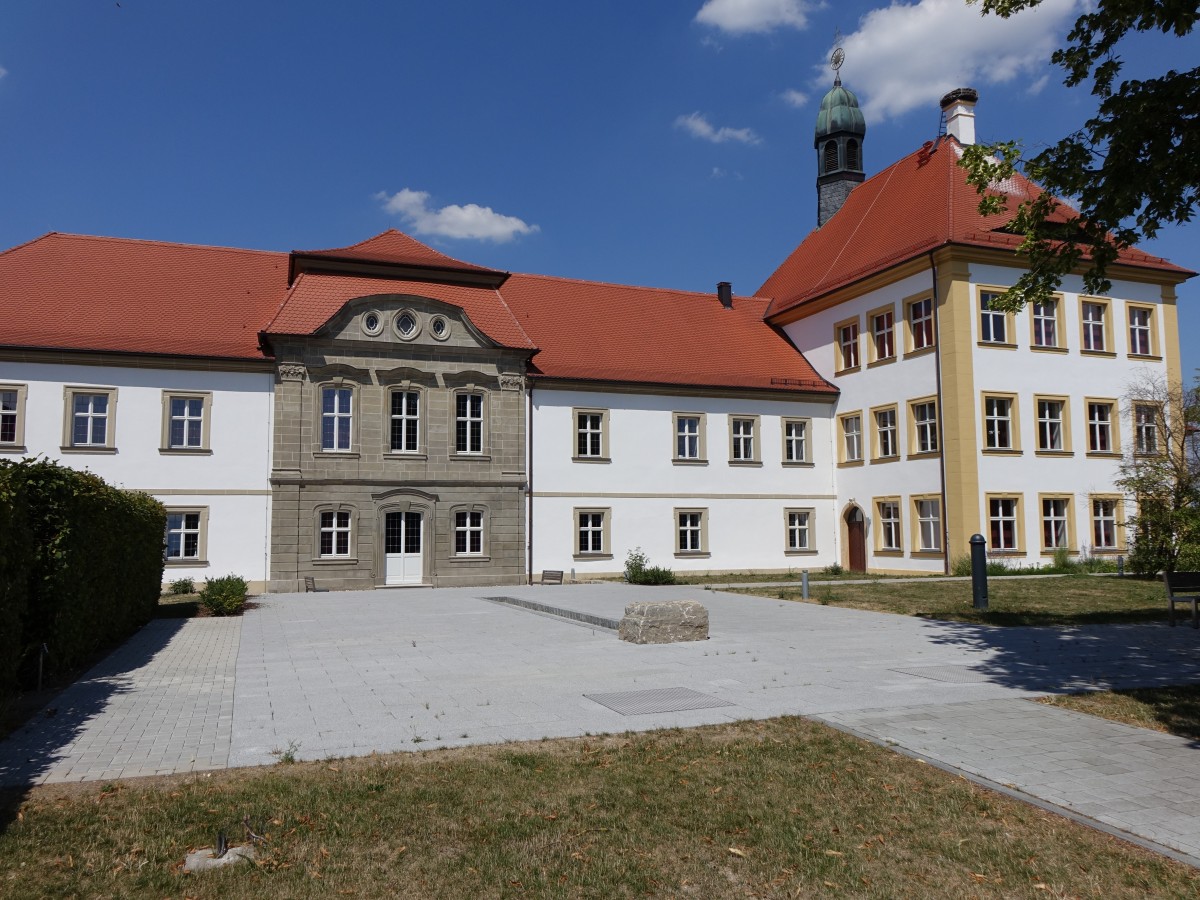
left=940, top=88, right=978, bottom=145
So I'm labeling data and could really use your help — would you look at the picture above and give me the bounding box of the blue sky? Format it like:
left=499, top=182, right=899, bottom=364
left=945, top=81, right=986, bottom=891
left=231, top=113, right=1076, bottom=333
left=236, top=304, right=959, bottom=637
left=1, top=0, right=1196, bottom=376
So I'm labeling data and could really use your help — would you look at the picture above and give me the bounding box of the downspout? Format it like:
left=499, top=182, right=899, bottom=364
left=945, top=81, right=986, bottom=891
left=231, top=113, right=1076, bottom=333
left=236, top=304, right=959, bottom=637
left=527, top=381, right=534, bottom=585
left=929, top=251, right=951, bottom=575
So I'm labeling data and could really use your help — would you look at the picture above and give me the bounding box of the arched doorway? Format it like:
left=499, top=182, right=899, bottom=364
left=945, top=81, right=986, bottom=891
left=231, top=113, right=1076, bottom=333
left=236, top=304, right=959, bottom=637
left=844, top=506, right=866, bottom=573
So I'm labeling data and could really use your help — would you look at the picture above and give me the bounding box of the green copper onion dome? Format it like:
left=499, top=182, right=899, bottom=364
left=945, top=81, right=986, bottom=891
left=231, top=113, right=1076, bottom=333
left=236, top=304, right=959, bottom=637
left=814, top=78, right=866, bottom=148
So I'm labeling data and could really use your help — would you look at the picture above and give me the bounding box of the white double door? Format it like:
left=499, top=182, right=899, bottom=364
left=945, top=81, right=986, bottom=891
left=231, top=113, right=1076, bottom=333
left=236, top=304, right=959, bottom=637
left=384, top=511, right=423, bottom=585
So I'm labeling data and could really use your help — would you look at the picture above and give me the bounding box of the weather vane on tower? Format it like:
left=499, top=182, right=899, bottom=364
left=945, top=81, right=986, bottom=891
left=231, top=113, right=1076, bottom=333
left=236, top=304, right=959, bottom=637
left=830, top=28, right=845, bottom=86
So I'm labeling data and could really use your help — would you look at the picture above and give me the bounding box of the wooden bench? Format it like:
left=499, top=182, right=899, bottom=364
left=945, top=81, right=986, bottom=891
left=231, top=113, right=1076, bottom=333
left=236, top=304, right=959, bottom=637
left=538, top=570, right=564, bottom=585
left=1166, top=571, right=1200, bottom=628
left=303, top=576, right=328, bottom=593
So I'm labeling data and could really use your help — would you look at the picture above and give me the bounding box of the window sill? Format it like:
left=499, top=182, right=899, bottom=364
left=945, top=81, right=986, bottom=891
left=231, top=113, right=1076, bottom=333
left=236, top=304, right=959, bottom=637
left=784, top=549, right=818, bottom=556
left=982, top=448, right=1022, bottom=456
left=1080, top=349, right=1117, bottom=358
left=574, top=553, right=614, bottom=561
left=60, top=445, right=117, bottom=454
left=165, top=558, right=209, bottom=567
left=160, top=447, right=213, bottom=456
left=450, top=453, right=492, bottom=462
left=781, top=460, right=814, bottom=467
left=1088, top=547, right=1125, bottom=555
left=1030, top=345, right=1068, bottom=354
left=988, top=550, right=1024, bottom=557
left=674, top=551, right=711, bottom=559
left=906, top=451, right=940, bottom=461
left=313, top=450, right=360, bottom=459
left=871, top=455, right=901, bottom=465
left=1039, top=549, right=1076, bottom=557
left=903, top=345, right=936, bottom=360
left=571, top=456, right=611, bottom=464
left=1085, top=451, right=1122, bottom=459
left=0, top=445, right=27, bottom=454
left=834, top=366, right=860, bottom=376
left=384, top=452, right=427, bottom=461
left=977, top=341, right=1018, bottom=350
left=449, top=555, right=491, bottom=563
left=728, top=460, right=762, bottom=467
left=867, top=357, right=897, bottom=369
left=1034, top=450, right=1074, bottom=458
left=910, top=550, right=945, bottom=559
left=672, top=458, right=708, bottom=466
left=312, top=557, right=359, bottom=566
left=837, top=460, right=864, bottom=468
left=874, top=550, right=904, bottom=558
left=1128, top=353, right=1163, bottom=362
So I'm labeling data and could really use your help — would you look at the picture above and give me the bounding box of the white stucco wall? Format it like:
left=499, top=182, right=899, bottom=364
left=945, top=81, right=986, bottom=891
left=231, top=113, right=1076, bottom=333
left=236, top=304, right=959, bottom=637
left=0, top=359, right=274, bottom=585
left=530, top=386, right=838, bottom=574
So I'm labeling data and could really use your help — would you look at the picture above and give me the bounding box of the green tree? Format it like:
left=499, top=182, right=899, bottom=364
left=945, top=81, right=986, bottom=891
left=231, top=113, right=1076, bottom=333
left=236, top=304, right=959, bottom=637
left=959, top=0, right=1199, bottom=312
left=1117, top=373, right=1200, bottom=575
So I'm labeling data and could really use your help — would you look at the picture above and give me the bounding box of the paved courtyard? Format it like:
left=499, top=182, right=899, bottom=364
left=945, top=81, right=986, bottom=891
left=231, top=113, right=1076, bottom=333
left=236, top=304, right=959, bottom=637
left=2, top=583, right=1199, bottom=864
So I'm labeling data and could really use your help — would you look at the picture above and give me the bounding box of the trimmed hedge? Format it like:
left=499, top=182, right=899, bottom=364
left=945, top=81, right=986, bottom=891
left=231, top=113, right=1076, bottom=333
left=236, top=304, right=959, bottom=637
left=0, top=458, right=165, bottom=698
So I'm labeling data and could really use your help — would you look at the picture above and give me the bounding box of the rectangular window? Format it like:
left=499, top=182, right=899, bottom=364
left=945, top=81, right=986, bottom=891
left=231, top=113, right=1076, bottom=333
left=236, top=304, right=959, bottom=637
left=984, top=396, right=1014, bottom=450
left=1135, top=403, right=1159, bottom=454
left=321, top=387, right=352, bottom=451
left=168, top=397, right=204, bottom=448
left=0, top=385, right=27, bottom=449
left=72, top=392, right=109, bottom=446
left=980, top=291, right=1007, bottom=343
left=1032, top=299, right=1059, bottom=348
left=673, top=413, right=705, bottom=462
left=841, top=414, right=862, bottom=463
left=878, top=500, right=901, bottom=552
left=676, top=509, right=706, bottom=554
left=1036, top=398, right=1065, bottom=451
left=1092, top=498, right=1119, bottom=550
left=836, top=319, right=860, bottom=371
left=455, top=392, right=484, bottom=454
left=782, top=418, right=808, bottom=463
left=871, top=309, right=895, bottom=361
left=915, top=498, right=942, bottom=552
left=454, top=510, right=484, bottom=556
left=908, top=297, right=934, bottom=351
left=165, top=511, right=202, bottom=560
left=911, top=400, right=939, bottom=454
left=874, top=407, right=898, bottom=459
left=1087, top=401, right=1115, bottom=453
left=390, top=390, right=420, bottom=453
left=319, top=510, right=352, bottom=557
left=1128, top=306, right=1153, bottom=356
left=1082, top=301, right=1107, bottom=352
left=1041, top=497, right=1071, bottom=550
left=989, top=496, right=1020, bottom=551
left=730, top=417, right=757, bottom=461
left=786, top=510, right=811, bottom=552
left=573, top=508, right=609, bottom=556
left=575, top=410, right=606, bottom=459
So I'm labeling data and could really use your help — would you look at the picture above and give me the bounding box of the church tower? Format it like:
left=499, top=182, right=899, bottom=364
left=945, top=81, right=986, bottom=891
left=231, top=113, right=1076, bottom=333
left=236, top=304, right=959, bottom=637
left=815, top=48, right=866, bottom=227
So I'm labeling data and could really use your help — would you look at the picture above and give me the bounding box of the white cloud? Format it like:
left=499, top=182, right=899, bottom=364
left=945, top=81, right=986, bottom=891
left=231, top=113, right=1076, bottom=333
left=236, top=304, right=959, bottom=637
left=675, top=112, right=762, bottom=145
left=374, top=188, right=539, bottom=243
left=781, top=88, right=808, bottom=108
left=830, top=0, right=1080, bottom=122
left=695, top=0, right=813, bottom=34
left=0, top=65, right=7, bottom=80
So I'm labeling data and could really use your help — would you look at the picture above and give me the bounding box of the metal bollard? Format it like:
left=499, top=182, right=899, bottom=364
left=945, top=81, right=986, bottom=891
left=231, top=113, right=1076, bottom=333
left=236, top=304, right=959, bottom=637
left=970, top=534, right=988, bottom=610
left=802, top=569, right=809, bottom=600
left=1117, top=555, right=1125, bottom=577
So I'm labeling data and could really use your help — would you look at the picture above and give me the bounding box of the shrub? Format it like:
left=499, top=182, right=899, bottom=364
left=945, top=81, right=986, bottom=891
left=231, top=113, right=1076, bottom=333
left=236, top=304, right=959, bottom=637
left=623, top=548, right=676, bottom=586
left=169, top=577, right=195, bottom=595
left=200, top=574, right=248, bottom=616
left=950, top=555, right=972, bottom=577
left=821, top=563, right=844, bottom=577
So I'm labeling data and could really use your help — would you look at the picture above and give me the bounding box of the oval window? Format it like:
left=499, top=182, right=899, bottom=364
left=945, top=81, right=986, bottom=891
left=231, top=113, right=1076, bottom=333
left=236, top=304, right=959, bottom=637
left=430, top=316, right=449, bottom=340
left=397, top=313, right=417, bottom=336
left=363, top=312, right=381, bottom=335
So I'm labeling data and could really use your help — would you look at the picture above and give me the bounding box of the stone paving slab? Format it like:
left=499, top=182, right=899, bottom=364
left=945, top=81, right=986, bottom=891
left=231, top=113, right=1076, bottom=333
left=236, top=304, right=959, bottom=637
left=817, top=698, right=1200, bottom=864
left=0, top=618, right=241, bottom=785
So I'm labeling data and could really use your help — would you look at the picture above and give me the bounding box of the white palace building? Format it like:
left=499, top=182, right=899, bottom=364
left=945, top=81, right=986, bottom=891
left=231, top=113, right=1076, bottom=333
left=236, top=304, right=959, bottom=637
left=1, top=87, right=1191, bottom=591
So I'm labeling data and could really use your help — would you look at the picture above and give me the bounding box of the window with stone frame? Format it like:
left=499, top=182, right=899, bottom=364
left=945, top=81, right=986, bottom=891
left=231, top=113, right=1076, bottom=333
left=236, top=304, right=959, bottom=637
left=454, top=510, right=484, bottom=556
left=455, top=392, right=485, bottom=454
left=1087, top=401, right=1115, bottom=453
left=878, top=500, right=901, bottom=552
left=909, top=297, right=934, bottom=351
left=390, top=389, right=421, bottom=453
left=785, top=509, right=812, bottom=552
left=989, top=496, right=1020, bottom=551
left=912, top=400, right=938, bottom=454
left=319, top=509, right=352, bottom=557
left=782, top=418, right=808, bottom=463
left=321, top=386, right=353, bottom=451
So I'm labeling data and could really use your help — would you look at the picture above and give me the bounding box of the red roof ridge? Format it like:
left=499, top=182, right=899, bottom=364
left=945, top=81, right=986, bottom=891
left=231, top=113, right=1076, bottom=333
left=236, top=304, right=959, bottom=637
left=8, top=230, right=288, bottom=259
left=510, top=270, right=769, bottom=306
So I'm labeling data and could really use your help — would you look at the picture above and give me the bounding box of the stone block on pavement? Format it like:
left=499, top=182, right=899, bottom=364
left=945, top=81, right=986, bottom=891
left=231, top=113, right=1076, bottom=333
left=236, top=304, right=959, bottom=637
left=619, top=599, right=709, bottom=644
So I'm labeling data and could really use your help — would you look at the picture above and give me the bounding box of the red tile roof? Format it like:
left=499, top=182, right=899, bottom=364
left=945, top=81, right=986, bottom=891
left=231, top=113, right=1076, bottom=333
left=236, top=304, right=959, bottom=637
left=264, top=272, right=535, bottom=349
left=294, top=229, right=502, bottom=276
left=499, top=273, right=835, bottom=394
left=0, top=233, right=286, bottom=360
left=759, top=137, right=1193, bottom=319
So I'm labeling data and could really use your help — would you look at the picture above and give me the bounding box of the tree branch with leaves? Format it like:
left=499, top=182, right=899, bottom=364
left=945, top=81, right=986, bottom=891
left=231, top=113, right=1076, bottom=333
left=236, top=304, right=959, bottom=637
left=959, top=0, right=1199, bottom=312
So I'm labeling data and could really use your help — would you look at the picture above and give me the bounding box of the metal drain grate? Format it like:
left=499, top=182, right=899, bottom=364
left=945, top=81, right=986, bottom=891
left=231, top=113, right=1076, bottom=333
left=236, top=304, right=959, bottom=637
left=584, top=687, right=736, bottom=716
left=891, top=665, right=995, bottom=684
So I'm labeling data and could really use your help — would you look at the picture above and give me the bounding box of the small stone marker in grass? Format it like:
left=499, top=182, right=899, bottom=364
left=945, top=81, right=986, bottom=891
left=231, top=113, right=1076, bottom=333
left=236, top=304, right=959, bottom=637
left=619, top=600, right=709, bottom=643
left=182, top=844, right=257, bottom=873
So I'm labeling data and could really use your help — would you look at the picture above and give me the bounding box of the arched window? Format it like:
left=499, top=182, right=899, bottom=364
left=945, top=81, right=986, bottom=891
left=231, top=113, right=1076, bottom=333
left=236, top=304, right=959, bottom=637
left=846, top=139, right=861, bottom=171
left=823, top=141, right=839, bottom=174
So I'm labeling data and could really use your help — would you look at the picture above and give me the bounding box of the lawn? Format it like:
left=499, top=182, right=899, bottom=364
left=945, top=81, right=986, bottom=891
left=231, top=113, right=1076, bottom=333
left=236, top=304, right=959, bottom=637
left=1039, top=685, right=1200, bottom=741
left=1, top=718, right=1196, bottom=899
left=730, top=575, right=1167, bottom=626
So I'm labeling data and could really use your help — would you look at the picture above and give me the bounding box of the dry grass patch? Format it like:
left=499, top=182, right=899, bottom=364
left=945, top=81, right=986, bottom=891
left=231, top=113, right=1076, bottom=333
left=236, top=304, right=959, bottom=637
left=1, top=718, right=1196, bottom=898
left=1038, top=686, right=1200, bottom=740
left=731, top=576, right=1166, bottom=626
